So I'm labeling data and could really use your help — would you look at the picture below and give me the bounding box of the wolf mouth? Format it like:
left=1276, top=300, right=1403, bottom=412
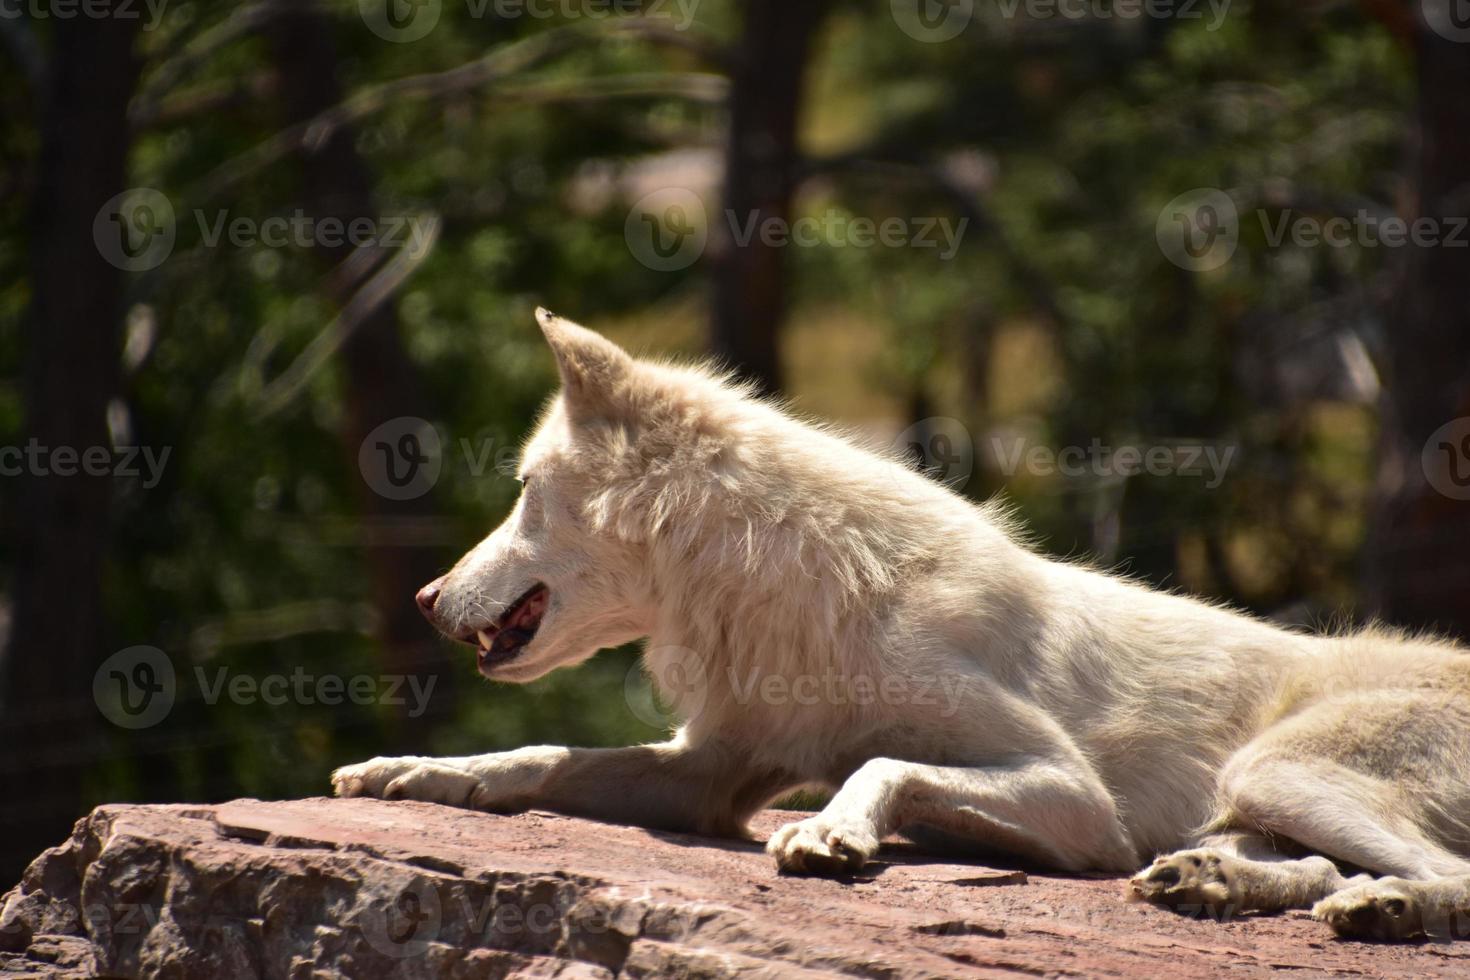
left=472, top=583, right=549, bottom=670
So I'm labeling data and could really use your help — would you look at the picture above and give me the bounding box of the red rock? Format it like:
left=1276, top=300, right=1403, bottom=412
left=2, top=799, right=1467, bottom=977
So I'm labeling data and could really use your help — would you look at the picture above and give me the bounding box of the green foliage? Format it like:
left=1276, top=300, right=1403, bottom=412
left=0, top=0, right=1412, bottom=808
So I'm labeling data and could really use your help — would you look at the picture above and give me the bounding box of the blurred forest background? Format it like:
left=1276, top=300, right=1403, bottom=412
left=2, top=0, right=1468, bottom=883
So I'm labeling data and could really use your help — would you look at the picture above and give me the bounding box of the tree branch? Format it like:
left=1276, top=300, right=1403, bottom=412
left=130, top=2, right=280, bottom=125
left=189, top=19, right=727, bottom=205
left=253, top=214, right=442, bottom=418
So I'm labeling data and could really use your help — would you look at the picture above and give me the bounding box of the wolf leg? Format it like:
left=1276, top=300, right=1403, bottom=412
left=766, top=757, right=1137, bottom=875
left=334, top=738, right=788, bottom=836
left=1135, top=690, right=1470, bottom=938
left=1312, top=874, right=1470, bottom=940
left=1130, top=831, right=1367, bottom=917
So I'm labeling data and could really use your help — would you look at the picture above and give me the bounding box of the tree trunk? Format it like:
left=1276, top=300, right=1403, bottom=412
left=709, top=0, right=831, bottom=394
left=1363, top=23, right=1470, bottom=640
left=264, top=5, right=450, bottom=745
left=0, top=13, right=141, bottom=884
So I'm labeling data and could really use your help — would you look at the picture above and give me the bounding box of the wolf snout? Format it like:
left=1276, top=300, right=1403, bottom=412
left=415, top=579, right=444, bottom=618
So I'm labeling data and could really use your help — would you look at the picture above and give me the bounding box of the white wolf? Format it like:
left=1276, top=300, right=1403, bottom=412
left=335, top=309, right=1470, bottom=941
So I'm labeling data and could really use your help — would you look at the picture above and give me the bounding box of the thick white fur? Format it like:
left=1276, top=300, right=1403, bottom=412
left=335, top=311, right=1470, bottom=941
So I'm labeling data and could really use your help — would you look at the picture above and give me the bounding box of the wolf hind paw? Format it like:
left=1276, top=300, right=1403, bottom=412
left=1312, top=880, right=1425, bottom=941
left=1128, top=849, right=1238, bottom=918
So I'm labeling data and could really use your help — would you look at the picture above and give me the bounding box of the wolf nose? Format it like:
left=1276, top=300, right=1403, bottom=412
left=415, top=581, right=443, bottom=617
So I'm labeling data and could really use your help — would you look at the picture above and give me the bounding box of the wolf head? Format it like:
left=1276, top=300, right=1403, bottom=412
left=415, top=308, right=982, bottom=688
left=415, top=309, right=734, bottom=682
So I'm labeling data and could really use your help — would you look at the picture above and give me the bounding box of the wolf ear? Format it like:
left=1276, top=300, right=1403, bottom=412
left=535, top=307, right=633, bottom=417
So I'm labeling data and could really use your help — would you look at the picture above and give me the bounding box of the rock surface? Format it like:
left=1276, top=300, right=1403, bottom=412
left=2, top=799, right=1467, bottom=978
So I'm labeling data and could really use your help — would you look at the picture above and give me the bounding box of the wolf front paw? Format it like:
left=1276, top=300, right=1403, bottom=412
left=332, top=756, right=484, bottom=807
left=1312, top=879, right=1424, bottom=941
left=1129, top=849, right=1238, bottom=917
left=767, top=816, right=879, bottom=876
